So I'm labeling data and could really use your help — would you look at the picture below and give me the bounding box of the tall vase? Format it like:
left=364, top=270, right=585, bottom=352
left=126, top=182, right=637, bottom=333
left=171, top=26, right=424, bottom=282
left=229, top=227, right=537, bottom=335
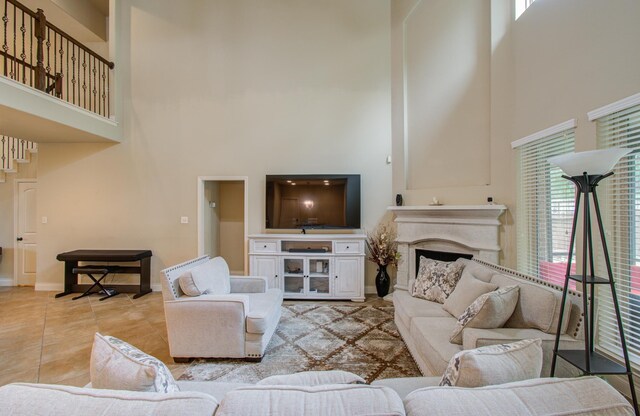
left=375, top=264, right=390, bottom=298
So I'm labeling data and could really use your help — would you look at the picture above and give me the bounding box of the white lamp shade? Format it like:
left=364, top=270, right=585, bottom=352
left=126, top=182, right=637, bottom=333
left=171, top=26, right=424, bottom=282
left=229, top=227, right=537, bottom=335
left=547, top=148, right=632, bottom=177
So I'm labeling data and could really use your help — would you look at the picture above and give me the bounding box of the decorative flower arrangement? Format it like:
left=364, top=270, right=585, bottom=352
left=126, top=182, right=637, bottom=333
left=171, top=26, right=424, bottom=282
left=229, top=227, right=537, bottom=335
left=366, top=224, right=400, bottom=267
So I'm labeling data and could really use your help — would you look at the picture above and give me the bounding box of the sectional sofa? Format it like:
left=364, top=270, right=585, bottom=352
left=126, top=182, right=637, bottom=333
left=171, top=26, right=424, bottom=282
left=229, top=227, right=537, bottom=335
left=394, top=258, right=584, bottom=377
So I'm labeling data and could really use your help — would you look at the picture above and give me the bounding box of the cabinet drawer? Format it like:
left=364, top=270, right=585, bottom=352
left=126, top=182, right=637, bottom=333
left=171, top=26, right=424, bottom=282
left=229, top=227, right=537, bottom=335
left=334, top=241, right=362, bottom=254
left=253, top=240, right=278, bottom=253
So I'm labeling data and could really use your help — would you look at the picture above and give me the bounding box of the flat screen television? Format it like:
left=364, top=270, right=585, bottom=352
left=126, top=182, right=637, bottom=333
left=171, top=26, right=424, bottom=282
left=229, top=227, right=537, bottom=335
left=265, top=174, right=361, bottom=230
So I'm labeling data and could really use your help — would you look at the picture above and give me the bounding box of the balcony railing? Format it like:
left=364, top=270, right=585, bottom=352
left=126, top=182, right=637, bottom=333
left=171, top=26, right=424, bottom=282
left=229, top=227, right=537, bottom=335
left=1, top=0, right=114, bottom=118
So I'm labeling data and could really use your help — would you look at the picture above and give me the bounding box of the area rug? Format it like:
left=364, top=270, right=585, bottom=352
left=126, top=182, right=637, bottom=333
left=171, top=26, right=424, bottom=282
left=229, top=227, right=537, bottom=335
left=178, top=303, right=422, bottom=383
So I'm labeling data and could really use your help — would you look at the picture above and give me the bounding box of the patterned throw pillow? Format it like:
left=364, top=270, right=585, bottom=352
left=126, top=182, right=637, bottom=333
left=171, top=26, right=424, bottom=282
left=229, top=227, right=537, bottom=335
left=449, top=285, right=519, bottom=344
left=411, top=257, right=465, bottom=304
left=90, top=333, right=180, bottom=393
left=439, top=339, right=543, bottom=387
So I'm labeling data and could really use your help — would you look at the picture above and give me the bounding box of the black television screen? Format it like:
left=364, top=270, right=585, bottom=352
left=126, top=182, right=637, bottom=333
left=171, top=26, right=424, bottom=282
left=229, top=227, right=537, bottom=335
left=265, top=174, right=361, bottom=230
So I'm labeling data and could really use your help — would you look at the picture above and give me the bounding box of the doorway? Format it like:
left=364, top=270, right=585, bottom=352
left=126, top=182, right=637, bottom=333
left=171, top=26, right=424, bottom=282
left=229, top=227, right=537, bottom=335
left=14, top=179, right=37, bottom=286
left=197, top=177, right=248, bottom=275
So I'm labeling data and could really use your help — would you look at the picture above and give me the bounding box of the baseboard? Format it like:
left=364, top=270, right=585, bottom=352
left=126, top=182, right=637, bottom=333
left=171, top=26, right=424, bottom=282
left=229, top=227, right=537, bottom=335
left=0, top=277, right=14, bottom=286
left=151, top=284, right=162, bottom=292
left=365, top=285, right=377, bottom=295
left=35, top=282, right=63, bottom=291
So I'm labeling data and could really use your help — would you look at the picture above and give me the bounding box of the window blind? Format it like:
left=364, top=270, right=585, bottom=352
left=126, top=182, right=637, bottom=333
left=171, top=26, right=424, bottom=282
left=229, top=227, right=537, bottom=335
left=516, top=128, right=576, bottom=288
left=595, top=103, right=640, bottom=366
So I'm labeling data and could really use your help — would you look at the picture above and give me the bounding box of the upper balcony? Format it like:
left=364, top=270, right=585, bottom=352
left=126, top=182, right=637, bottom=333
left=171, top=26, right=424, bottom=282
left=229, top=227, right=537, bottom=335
left=0, top=0, right=120, bottom=143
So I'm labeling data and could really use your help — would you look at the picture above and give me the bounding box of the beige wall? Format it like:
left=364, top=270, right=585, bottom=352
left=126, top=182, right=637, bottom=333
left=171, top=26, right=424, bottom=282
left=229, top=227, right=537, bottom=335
left=36, top=0, right=392, bottom=290
left=219, top=181, right=244, bottom=275
left=392, top=0, right=640, bottom=268
left=203, top=181, right=219, bottom=258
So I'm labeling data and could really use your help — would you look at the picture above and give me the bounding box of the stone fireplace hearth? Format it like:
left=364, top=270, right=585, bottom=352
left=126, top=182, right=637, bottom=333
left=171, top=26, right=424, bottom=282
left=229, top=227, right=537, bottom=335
left=387, top=205, right=507, bottom=292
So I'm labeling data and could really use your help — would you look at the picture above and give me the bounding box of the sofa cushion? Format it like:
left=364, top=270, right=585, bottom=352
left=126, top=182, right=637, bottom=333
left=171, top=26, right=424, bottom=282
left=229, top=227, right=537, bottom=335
left=215, top=385, right=405, bottom=416
left=491, top=273, right=569, bottom=334
left=90, top=333, right=179, bottom=393
left=188, top=257, right=231, bottom=296
left=442, top=274, right=498, bottom=318
left=412, top=257, right=464, bottom=304
left=393, top=290, right=452, bottom=332
left=439, top=339, right=542, bottom=387
left=404, top=377, right=635, bottom=416
left=459, top=259, right=496, bottom=283
left=449, top=286, right=519, bottom=344
left=245, top=288, right=283, bottom=334
left=371, top=377, right=441, bottom=400
left=257, top=370, right=365, bottom=386
left=176, top=381, right=252, bottom=403
left=409, top=316, right=462, bottom=374
left=0, top=383, right=218, bottom=416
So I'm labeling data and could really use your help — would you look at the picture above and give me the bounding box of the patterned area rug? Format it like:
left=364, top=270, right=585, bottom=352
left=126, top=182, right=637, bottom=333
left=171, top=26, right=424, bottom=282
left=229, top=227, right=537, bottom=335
left=179, top=303, right=422, bottom=383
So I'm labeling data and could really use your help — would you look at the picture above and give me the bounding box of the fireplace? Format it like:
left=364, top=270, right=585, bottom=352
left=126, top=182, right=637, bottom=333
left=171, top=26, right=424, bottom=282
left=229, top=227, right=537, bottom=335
left=388, top=205, right=506, bottom=292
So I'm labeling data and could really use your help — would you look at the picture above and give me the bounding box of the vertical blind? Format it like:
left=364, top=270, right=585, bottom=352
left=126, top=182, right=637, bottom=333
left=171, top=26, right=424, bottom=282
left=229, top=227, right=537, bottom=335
left=517, top=129, right=576, bottom=288
left=596, top=103, right=640, bottom=366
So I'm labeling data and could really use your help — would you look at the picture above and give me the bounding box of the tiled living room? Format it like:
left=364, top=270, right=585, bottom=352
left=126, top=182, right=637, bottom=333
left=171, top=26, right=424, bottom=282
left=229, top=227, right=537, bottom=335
left=1, top=0, right=640, bottom=414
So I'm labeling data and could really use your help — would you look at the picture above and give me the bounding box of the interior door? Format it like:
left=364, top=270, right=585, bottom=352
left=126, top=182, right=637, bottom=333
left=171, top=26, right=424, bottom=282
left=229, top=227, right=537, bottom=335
left=16, top=181, right=37, bottom=286
left=279, top=198, right=300, bottom=228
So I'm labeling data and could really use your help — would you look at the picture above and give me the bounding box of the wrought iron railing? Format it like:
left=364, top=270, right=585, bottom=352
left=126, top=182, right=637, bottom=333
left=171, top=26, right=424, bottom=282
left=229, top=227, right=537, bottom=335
left=1, top=0, right=114, bottom=118
left=1, top=135, right=36, bottom=172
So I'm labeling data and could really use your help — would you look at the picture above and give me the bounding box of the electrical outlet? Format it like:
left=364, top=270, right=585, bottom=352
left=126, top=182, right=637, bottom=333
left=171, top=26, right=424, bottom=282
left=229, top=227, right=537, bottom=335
left=180, top=216, right=189, bottom=224
left=41, top=216, right=48, bottom=224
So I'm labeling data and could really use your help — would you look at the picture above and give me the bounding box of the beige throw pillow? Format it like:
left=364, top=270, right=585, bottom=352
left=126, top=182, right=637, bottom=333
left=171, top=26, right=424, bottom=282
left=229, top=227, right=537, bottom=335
left=180, top=257, right=231, bottom=296
left=90, top=333, right=179, bottom=393
left=449, top=285, right=519, bottom=344
left=411, top=257, right=464, bottom=304
left=443, top=274, right=498, bottom=318
left=439, top=339, right=543, bottom=387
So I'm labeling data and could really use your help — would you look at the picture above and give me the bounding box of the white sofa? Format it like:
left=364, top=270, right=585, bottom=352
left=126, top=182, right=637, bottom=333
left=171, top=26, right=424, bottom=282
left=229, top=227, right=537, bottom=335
left=161, top=256, right=283, bottom=361
left=394, top=258, right=584, bottom=377
left=0, top=375, right=634, bottom=415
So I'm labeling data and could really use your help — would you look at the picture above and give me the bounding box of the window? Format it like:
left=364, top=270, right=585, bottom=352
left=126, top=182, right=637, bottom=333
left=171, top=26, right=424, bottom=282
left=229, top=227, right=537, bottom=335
left=513, top=121, right=576, bottom=289
left=592, top=94, right=640, bottom=366
left=515, top=0, right=537, bottom=20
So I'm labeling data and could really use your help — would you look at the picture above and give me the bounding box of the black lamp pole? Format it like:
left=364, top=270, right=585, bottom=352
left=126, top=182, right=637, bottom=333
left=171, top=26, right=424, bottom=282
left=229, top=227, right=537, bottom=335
left=550, top=171, right=638, bottom=415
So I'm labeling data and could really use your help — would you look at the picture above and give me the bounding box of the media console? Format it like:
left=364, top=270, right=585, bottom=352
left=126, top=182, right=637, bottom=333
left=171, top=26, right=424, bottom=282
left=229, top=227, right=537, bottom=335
left=248, top=234, right=366, bottom=302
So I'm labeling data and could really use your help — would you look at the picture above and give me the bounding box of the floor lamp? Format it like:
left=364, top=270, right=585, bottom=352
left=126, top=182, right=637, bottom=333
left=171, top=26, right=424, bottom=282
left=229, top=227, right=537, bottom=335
left=547, top=148, right=638, bottom=414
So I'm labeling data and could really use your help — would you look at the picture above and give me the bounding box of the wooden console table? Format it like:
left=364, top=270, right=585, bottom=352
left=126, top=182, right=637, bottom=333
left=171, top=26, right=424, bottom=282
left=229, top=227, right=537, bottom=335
left=55, top=249, right=152, bottom=299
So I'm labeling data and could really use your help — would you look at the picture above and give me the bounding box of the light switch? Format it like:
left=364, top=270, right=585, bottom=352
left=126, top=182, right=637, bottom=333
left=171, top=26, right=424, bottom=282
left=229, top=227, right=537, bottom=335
left=41, top=216, right=48, bottom=224
left=180, top=216, right=189, bottom=224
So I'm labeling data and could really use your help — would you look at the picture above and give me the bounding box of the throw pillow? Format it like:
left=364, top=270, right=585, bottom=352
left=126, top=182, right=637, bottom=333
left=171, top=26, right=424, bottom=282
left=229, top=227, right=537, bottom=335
left=411, top=257, right=465, bottom=304
left=90, top=333, right=179, bottom=393
left=256, top=371, right=365, bottom=386
left=178, top=271, right=201, bottom=297
left=439, top=338, right=543, bottom=387
left=442, top=274, right=498, bottom=318
left=185, top=257, right=231, bottom=296
left=449, top=285, right=519, bottom=344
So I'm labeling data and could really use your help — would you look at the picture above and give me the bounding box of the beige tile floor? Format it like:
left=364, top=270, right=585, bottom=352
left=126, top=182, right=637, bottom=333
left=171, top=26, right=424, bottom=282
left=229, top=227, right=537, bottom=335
left=0, top=287, right=388, bottom=388
left=0, top=287, right=182, bottom=388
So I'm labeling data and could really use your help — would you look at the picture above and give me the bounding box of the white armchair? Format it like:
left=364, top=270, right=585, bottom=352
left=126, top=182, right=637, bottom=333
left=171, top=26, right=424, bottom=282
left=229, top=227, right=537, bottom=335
left=161, top=256, right=283, bottom=362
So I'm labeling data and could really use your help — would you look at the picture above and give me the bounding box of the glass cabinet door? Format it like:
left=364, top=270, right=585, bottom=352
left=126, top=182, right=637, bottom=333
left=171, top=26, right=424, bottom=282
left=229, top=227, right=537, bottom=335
left=308, top=258, right=330, bottom=295
left=283, top=258, right=305, bottom=294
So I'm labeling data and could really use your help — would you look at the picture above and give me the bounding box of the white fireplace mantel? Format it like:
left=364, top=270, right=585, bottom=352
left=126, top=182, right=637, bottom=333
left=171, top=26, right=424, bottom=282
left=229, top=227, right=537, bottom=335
left=388, top=205, right=507, bottom=291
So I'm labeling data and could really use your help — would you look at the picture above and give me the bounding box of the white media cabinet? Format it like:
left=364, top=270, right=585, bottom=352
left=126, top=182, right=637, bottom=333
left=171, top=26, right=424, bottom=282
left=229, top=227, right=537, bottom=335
left=248, top=234, right=366, bottom=302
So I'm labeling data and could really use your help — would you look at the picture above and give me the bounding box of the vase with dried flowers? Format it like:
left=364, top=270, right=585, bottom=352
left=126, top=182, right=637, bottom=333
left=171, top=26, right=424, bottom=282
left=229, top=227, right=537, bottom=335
left=366, top=224, right=400, bottom=297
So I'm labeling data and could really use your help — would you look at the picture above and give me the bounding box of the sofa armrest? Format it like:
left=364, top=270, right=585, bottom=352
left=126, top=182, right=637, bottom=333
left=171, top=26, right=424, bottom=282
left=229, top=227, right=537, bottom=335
left=230, top=276, right=267, bottom=293
left=462, top=327, right=583, bottom=377
left=164, top=295, right=251, bottom=358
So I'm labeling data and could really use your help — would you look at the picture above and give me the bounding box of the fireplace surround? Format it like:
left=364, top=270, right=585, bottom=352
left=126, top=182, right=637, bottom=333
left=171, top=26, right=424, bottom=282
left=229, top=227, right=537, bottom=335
left=388, top=205, right=507, bottom=292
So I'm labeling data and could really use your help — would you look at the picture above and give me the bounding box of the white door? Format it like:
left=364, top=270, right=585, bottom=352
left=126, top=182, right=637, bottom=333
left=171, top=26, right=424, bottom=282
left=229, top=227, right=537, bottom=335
left=15, top=181, right=37, bottom=286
